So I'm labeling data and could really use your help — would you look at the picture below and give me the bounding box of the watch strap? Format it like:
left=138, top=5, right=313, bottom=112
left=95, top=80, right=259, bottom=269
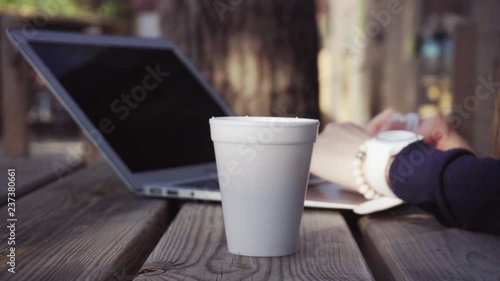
left=364, top=131, right=422, bottom=197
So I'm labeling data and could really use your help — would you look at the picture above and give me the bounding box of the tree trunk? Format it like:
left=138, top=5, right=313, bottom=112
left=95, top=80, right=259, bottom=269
left=158, top=0, right=319, bottom=118
left=1, top=16, right=30, bottom=157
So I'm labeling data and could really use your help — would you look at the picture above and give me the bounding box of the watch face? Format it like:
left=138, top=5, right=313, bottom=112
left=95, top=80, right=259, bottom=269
left=376, top=130, right=421, bottom=142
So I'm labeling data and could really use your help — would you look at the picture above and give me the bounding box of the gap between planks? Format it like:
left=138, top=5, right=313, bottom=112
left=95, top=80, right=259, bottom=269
left=0, top=161, right=178, bottom=281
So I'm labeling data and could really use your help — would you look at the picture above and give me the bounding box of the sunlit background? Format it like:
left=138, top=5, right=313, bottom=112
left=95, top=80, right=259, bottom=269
left=0, top=0, right=498, bottom=173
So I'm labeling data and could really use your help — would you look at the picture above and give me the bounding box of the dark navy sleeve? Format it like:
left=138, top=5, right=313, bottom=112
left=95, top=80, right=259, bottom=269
left=389, top=140, right=500, bottom=235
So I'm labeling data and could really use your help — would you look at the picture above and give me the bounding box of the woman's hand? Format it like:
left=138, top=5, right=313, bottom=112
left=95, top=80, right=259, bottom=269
left=366, top=109, right=475, bottom=153
left=365, top=108, right=406, bottom=135
left=417, top=116, right=474, bottom=152
left=310, top=122, right=370, bottom=191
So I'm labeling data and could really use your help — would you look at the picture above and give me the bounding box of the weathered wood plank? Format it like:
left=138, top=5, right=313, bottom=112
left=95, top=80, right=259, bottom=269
left=359, top=206, right=500, bottom=281
left=0, top=161, right=175, bottom=281
left=0, top=154, right=84, bottom=206
left=135, top=203, right=374, bottom=281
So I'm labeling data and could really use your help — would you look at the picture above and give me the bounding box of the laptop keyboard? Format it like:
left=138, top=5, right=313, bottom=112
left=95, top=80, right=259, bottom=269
left=178, top=178, right=220, bottom=190
left=177, top=175, right=324, bottom=191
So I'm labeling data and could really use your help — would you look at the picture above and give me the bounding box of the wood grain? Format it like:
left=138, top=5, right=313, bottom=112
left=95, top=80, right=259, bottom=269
left=135, top=203, right=374, bottom=281
left=0, top=154, right=84, bottom=206
left=0, top=161, right=175, bottom=281
left=359, top=206, right=500, bottom=281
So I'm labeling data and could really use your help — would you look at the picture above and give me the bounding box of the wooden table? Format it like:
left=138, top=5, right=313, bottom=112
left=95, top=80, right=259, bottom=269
left=1, top=162, right=500, bottom=281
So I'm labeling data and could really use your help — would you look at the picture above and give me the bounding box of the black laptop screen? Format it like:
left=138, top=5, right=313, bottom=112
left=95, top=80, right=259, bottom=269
left=29, top=41, right=227, bottom=172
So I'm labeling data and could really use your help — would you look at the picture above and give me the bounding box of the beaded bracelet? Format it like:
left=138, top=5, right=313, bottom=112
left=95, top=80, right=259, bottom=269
left=352, top=142, right=382, bottom=200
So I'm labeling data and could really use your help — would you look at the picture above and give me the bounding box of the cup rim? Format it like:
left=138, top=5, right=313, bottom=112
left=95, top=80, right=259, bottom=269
left=209, top=116, right=319, bottom=127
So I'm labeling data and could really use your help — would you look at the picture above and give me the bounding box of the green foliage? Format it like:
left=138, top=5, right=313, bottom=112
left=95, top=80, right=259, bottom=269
left=0, top=0, right=130, bottom=18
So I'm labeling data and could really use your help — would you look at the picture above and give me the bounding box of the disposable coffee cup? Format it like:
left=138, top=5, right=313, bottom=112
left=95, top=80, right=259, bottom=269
left=209, top=116, right=319, bottom=257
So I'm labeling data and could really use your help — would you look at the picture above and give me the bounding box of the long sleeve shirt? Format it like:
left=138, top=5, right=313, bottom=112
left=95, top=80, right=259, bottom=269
left=389, top=141, right=500, bottom=235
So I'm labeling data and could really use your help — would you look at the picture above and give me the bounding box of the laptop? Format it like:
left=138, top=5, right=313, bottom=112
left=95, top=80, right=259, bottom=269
left=7, top=28, right=366, bottom=209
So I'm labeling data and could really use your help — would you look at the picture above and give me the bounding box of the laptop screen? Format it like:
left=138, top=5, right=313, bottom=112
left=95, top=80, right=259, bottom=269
left=29, top=41, right=227, bottom=173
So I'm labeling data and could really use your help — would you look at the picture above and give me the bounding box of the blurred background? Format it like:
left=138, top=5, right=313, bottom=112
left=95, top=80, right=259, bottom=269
left=0, top=0, right=499, bottom=179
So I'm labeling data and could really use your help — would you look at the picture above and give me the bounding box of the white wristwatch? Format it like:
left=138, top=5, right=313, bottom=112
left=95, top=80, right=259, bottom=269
left=364, top=130, right=423, bottom=197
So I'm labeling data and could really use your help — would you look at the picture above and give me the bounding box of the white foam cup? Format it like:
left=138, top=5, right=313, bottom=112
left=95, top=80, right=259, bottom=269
left=209, top=116, right=319, bottom=257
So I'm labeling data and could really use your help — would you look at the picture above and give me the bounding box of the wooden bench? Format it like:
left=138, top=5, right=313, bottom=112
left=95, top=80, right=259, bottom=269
left=0, top=154, right=84, bottom=206
left=1, top=161, right=499, bottom=280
